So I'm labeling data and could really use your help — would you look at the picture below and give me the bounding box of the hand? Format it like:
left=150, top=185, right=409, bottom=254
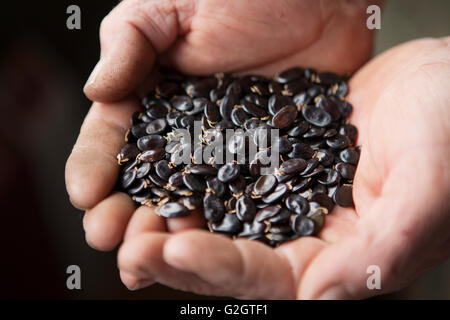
left=82, top=0, right=379, bottom=102
left=67, top=0, right=377, bottom=255
left=114, top=37, right=449, bottom=298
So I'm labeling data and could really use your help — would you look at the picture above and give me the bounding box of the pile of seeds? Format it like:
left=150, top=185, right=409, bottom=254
left=116, top=67, right=360, bottom=247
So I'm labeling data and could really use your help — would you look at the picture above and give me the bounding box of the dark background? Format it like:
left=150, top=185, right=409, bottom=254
left=0, top=0, right=449, bottom=299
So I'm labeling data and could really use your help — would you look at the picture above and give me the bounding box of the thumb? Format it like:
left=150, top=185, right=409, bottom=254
left=84, top=0, right=184, bottom=102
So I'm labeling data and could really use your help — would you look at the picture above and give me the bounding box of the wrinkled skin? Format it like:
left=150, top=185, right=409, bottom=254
left=65, top=0, right=450, bottom=299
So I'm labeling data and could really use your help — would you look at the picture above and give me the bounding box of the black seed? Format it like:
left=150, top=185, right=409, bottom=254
left=238, top=220, right=266, bottom=237
left=136, top=162, right=151, bottom=179
left=140, top=148, right=164, bottom=162
left=291, top=215, right=315, bottom=236
left=155, top=160, right=174, bottom=181
left=253, top=175, right=278, bottom=196
left=333, top=185, right=354, bottom=207
left=242, top=100, right=267, bottom=118
left=119, top=144, right=140, bottom=161
left=219, top=94, right=240, bottom=120
left=316, top=96, right=340, bottom=121
left=120, top=169, right=137, bottom=189
left=317, top=168, right=341, bottom=186
left=228, top=175, right=246, bottom=195
left=287, top=121, right=309, bottom=137
left=204, top=100, right=221, bottom=123
left=211, top=213, right=242, bottom=234
left=310, top=193, right=335, bottom=212
left=146, top=104, right=169, bottom=119
left=272, top=105, right=297, bottom=129
left=236, top=196, right=257, bottom=222
left=276, top=67, right=304, bottom=83
left=255, top=205, right=282, bottom=222
left=262, top=183, right=289, bottom=204
left=183, top=173, right=206, bottom=193
left=272, top=137, right=293, bottom=154
left=217, top=163, right=240, bottom=182
left=315, top=149, right=335, bottom=167
left=335, top=162, right=356, bottom=180
left=339, top=148, right=360, bottom=165
left=302, top=105, right=332, bottom=127
left=326, top=135, right=349, bottom=150
left=188, top=164, right=217, bottom=176
left=268, top=95, right=293, bottom=116
left=339, top=124, right=358, bottom=143
left=137, top=134, right=166, bottom=152
left=203, top=193, right=226, bottom=222
left=285, top=194, right=310, bottom=215
left=279, top=158, right=307, bottom=175
left=158, top=202, right=190, bottom=218
left=287, top=142, right=314, bottom=159
left=170, top=95, right=193, bottom=111
left=267, top=208, right=291, bottom=224
left=230, top=107, right=249, bottom=127
left=146, top=119, right=167, bottom=135
left=168, top=171, right=184, bottom=187
left=206, top=177, right=226, bottom=198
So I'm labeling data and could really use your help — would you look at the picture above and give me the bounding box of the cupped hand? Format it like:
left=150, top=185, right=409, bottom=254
left=114, top=37, right=449, bottom=298
left=83, top=0, right=379, bottom=102
left=67, top=0, right=377, bottom=252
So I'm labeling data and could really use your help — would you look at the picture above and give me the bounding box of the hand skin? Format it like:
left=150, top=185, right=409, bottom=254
left=65, top=0, right=450, bottom=299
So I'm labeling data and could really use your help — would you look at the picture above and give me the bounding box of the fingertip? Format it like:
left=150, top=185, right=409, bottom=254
left=120, top=270, right=155, bottom=291
left=83, top=192, right=136, bottom=251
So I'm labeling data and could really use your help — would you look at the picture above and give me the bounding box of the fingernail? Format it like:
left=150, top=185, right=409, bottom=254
left=317, top=285, right=349, bottom=300
left=85, top=60, right=103, bottom=88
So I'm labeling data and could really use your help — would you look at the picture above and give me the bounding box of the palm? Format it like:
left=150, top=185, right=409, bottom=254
left=66, top=0, right=450, bottom=298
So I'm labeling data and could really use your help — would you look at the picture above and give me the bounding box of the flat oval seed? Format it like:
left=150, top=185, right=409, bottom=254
left=228, top=175, right=246, bottom=195
left=211, top=213, right=242, bottom=234
left=170, top=95, right=193, bottom=111
left=310, top=193, right=335, bottom=212
left=255, top=205, right=282, bottom=222
left=253, top=175, right=278, bottom=196
left=204, top=100, right=221, bottom=123
left=136, top=162, right=151, bottom=178
left=155, top=160, right=174, bottom=181
left=137, top=134, right=166, bottom=152
left=339, top=148, right=360, bottom=165
left=279, top=158, right=307, bottom=175
left=236, top=196, right=257, bottom=222
left=317, top=168, right=341, bottom=186
left=326, top=135, right=350, bottom=150
left=285, top=194, right=310, bottom=215
left=183, top=174, right=206, bottom=193
left=120, top=169, right=137, bottom=189
left=262, top=183, right=289, bottom=204
left=158, top=202, right=190, bottom=218
left=230, top=107, right=249, bottom=127
left=302, top=105, right=332, bottom=127
left=203, top=193, right=225, bottom=222
left=333, top=185, right=354, bottom=207
left=335, top=162, right=356, bottom=180
left=146, top=118, right=167, bottom=135
left=168, top=171, right=184, bottom=187
left=119, top=144, right=140, bottom=161
left=291, top=215, right=315, bottom=236
left=217, top=163, right=240, bottom=182
left=206, top=177, right=226, bottom=198
left=272, top=105, right=298, bottom=129
left=140, top=148, right=164, bottom=162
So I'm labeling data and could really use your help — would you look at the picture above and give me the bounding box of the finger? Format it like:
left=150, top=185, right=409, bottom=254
left=166, top=208, right=206, bottom=233
left=65, top=97, right=140, bottom=210
left=124, top=205, right=166, bottom=241
left=118, top=232, right=223, bottom=295
left=120, top=270, right=155, bottom=291
left=83, top=192, right=136, bottom=251
left=84, top=0, right=191, bottom=102
left=163, top=230, right=297, bottom=299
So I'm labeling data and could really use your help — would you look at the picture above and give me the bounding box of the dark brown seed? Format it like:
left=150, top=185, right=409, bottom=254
left=307, top=208, right=326, bottom=234
left=242, top=100, right=267, bottom=118
left=203, top=193, right=225, bottom=222
left=287, top=121, right=309, bottom=137
left=189, top=164, right=218, bottom=176
left=339, top=148, right=360, bottom=165
left=146, top=118, right=167, bottom=135
left=291, top=177, right=313, bottom=193
left=137, top=134, right=166, bottom=152
left=335, top=162, right=356, bottom=180
left=131, top=122, right=148, bottom=139
left=268, top=95, right=294, bottom=116
left=255, top=205, right=282, bottom=222
left=279, top=158, right=307, bottom=175
left=211, top=213, right=242, bottom=234
left=206, top=177, right=226, bottom=198
left=155, top=160, right=174, bottom=181
left=315, top=149, right=335, bottom=167
left=219, top=94, right=240, bottom=120
left=317, top=168, right=341, bottom=186
left=119, top=144, right=140, bottom=161
left=204, top=100, right=221, bottom=123
left=170, top=95, right=193, bottom=111
left=262, top=183, right=289, bottom=204
left=146, top=104, right=169, bottom=119
left=136, top=162, right=151, bottom=179
left=339, top=124, right=358, bottom=143
left=120, top=169, right=137, bottom=189
left=238, top=220, right=266, bottom=237
left=267, top=208, right=291, bottom=224
left=316, top=96, right=340, bottom=121
left=326, top=135, right=349, bottom=150
left=236, top=196, right=257, bottom=222
left=228, top=175, right=246, bottom=195
left=253, top=175, right=278, bottom=196
left=230, top=107, right=249, bottom=127
left=302, top=105, right=332, bottom=127
left=140, top=148, right=164, bottom=162
left=287, top=142, right=314, bottom=159
left=183, top=173, right=206, bottom=193
left=272, top=105, right=297, bottom=129
left=168, top=171, right=184, bottom=187
left=333, top=185, right=354, bottom=207
left=276, top=67, right=304, bottom=83
left=285, top=194, right=310, bottom=215
left=291, top=215, right=315, bottom=236
left=158, top=202, right=190, bottom=218
left=217, top=163, right=240, bottom=182
left=310, top=193, right=335, bottom=212
left=128, top=179, right=147, bottom=195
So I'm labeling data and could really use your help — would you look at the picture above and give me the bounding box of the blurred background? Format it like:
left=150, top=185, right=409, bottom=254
left=0, top=0, right=449, bottom=299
